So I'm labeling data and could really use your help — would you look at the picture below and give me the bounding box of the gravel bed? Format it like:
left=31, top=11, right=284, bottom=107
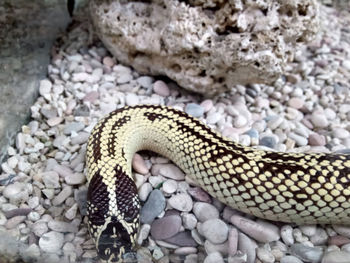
left=1, top=4, right=350, bottom=263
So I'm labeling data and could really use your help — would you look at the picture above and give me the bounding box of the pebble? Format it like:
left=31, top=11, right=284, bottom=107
left=288, top=97, right=304, bottom=109
left=4, top=208, right=31, bottom=219
left=65, top=203, right=78, bottom=220
left=333, top=225, right=350, bottom=238
left=48, top=220, right=78, bottom=233
left=259, top=136, right=277, bottom=149
left=200, top=100, right=214, bottom=112
left=0, top=211, right=6, bottom=225
left=311, top=112, right=329, bottom=128
left=300, top=225, right=317, bottom=237
left=185, top=103, right=205, bottom=118
left=168, top=193, right=193, bottom=212
left=140, top=189, right=166, bottom=224
left=231, top=216, right=280, bottom=243
left=187, top=187, right=211, bottom=203
left=153, top=80, right=170, bottom=96
left=53, top=164, right=74, bottom=178
left=63, top=122, right=85, bottom=135
left=65, top=173, right=86, bottom=185
left=328, top=235, right=350, bottom=246
left=162, top=179, right=178, bottom=194
left=52, top=186, right=73, bottom=206
left=150, top=215, right=182, bottom=240
left=137, top=76, right=154, bottom=88
left=281, top=225, right=294, bottom=245
left=322, top=250, right=350, bottom=263
left=257, top=247, right=275, bottom=263
left=164, top=231, right=197, bottom=247
left=200, top=219, right=228, bottom=244
left=228, top=228, right=238, bottom=256
left=32, top=221, right=48, bottom=236
left=138, top=183, right=153, bottom=201
left=83, top=91, right=99, bottom=102
left=151, top=164, right=185, bottom=180
left=39, top=79, right=52, bottom=96
left=193, top=202, right=219, bottom=222
left=182, top=213, right=197, bottom=230
left=290, top=244, right=323, bottom=263
left=42, top=171, right=60, bottom=188
left=39, top=231, right=64, bottom=253
left=174, top=247, right=197, bottom=255
left=204, top=252, right=224, bottom=263
left=309, top=133, right=326, bottom=146
left=280, top=255, right=303, bottom=263
left=137, top=224, right=151, bottom=245
left=126, top=93, right=140, bottom=106
left=5, top=215, right=26, bottom=229
left=238, top=233, right=257, bottom=263
left=133, top=153, right=149, bottom=174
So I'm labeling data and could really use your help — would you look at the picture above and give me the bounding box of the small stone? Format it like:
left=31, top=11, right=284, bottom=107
left=151, top=164, right=185, bottom=180
left=0, top=211, right=7, bottom=225
left=140, top=189, right=166, bottom=224
left=137, top=76, right=154, bottom=88
left=52, top=186, right=73, bottom=206
left=83, top=91, right=99, bottom=102
left=74, top=188, right=88, bottom=216
left=32, top=221, right=48, bottom=236
left=290, top=244, right=323, bottom=263
left=21, top=244, right=41, bottom=261
left=151, top=215, right=182, bottom=239
left=231, top=216, right=280, bottom=243
left=137, top=224, right=151, bottom=245
left=333, top=225, right=350, bottom=238
left=65, top=203, right=78, bottom=220
left=257, top=247, right=275, bottom=263
left=138, top=183, right=153, bottom=201
left=204, top=240, right=228, bottom=255
left=333, top=128, right=350, bottom=139
left=126, top=93, right=140, bottom=106
left=259, top=136, right=277, bottom=149
left=174, top=247, right=197, bottom=255
left=280, top=255, right=303, bottom=263
left=5, top=215, right=26, bottom=229
left=228, top=228, right=238, bottom=256
left=204, top=252, right=224, bottom=263
left=47, top=117, right=63, bottom=126
left=311, top=228, right=328, bottom=245
left=322, top=250, right=350, bottom=263
left=289, top=132, right=308, bottom=146
left=182, top=213, right=197, bottom=230
left=238, top=233, right=257, bottom=263
left=164, top=231, right=197, bottom=247
left=200, top=100, right=213, bottom=112
left=39, top=79, right=52, bottom=96
left=308, top=133, right=326, bottom=146
left=153, top=80, right=170, bottom=96
left=48, top=220, right=78, bottom=233
left=28, top=211, right=40, bottom=221
left=281, top=225, right=294, bottom=246
left=4, top=208, right=31, bottom=219
left=311, top=112, right=329, bottom=128
left=206, top=112, right=221, bottom=125
left=65, top=173, right=86, bottom=185
left=168, top=193, right=193, bottom=212
left=39, top=231, right=64, bottom=253
left=300, top=225, right=317, bottom=237
left=63, top=122, right=85, bottom=135
left=185, top=103, right=204, bottom=118
left=200, top=219, right=228, bottom=244
left=288, top=97, right=304, bottom=109
left=328, top=235, right=350, bottom=246
left=132, top=154, right=149, bottom=174
left=42, top=171, right=60, bottom=188
left=53, top=164, right=74, bottom=178
left=193, top=202, right=219, bottom=222
left=2, top=182, right=29, bottom=204
left=103, top=56, right=114, bottom=67
left=187, top=187, right=211, bottom=203
left=162, top=180, right=178, bottom=194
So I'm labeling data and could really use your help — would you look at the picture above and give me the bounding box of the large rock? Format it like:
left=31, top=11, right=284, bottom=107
left=90, top=0, right=319, bottom=95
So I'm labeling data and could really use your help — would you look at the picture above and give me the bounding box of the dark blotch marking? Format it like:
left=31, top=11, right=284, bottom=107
left=87, top=171, right=110, bottom=226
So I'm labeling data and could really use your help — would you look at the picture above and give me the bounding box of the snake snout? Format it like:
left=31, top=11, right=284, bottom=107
left=97, top=217, right=135, bottom=263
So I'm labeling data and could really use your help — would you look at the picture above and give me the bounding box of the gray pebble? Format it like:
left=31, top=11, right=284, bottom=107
left=193, top=202, right=219, bottom=222
left=52, top=186, right=73, bottom=206
left=259, top=136, right=277, bottom=149
left=42, top=171, right=60, bottom=188
left=204, top=252, right=224, bottom=263
left=238, top=232, right=257, bottom=263
left=168, top=193, right=193, bottom=212
left=290, top=244, right=323, bottom=262
left=63, top=122, right=85, bottom=135
left=39, top=231, right=64, bottom=253
left=200, top=219, right=228, bottom=244
left=140, top=189, right=166, bottom=224
left=150, top=215, right=182, bottom=239
left=164, top=231, right=197, bottom=247
left=185, top=103, right=204, bottom=118
left=257, top=247, right=275, bottom=263
left=182, top=213, right=197, bottom=230
left=280, top=255, right=303, bottom=263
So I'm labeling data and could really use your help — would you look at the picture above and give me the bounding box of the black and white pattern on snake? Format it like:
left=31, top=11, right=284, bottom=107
left=86, top=104, right=350, bottom=263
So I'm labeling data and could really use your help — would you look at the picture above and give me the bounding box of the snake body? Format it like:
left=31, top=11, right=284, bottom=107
left=86, top=104, right=350, bottom=262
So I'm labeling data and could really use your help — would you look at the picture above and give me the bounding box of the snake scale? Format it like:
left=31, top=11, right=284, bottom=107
left=86, top=104, right=350, bottom=262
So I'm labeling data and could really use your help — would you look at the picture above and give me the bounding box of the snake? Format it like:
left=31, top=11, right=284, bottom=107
left=86, top=104, right=350, bottom=263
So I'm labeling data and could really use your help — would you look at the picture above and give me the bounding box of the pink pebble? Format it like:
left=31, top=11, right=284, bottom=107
left=102, top=56, right=115, bottom=67
left=153, top=80, right=170, bottom=97
left=308, top=133, right=326, bottom=146
left=288, top=97, right=304, bottom=109
left=200, top=100, right=213, bottom=112
left=132, top=153, right=149, bottom=175
left=83, top=91, right=99, bottom=103
left=328, top=235, right=350, bottom=246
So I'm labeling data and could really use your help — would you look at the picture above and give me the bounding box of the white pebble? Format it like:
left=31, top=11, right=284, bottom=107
left=168, top=193, right=193, bottom=212
left=39, top=231, right=64, bottom=253
left=193, top=202, right=219, bottom=222
left=204, top=252, right=224, bottom=263
left=200, top=219, right=228, bottom=244
left=39, top=79, right=52, bottom=96
left=162, top=180, right=178, bottom=194
left=138, top=183, right=153, bottom=202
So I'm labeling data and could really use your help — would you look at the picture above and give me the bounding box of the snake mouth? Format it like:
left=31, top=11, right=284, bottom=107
left=97, top=217, right=135, bottom=263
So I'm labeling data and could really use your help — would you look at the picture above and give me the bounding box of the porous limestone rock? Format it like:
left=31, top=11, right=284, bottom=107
left=90, top=0, right=319, bottom=95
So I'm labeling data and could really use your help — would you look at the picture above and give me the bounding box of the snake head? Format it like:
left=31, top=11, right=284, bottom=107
left=96, top=216, right=138, bottom=263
